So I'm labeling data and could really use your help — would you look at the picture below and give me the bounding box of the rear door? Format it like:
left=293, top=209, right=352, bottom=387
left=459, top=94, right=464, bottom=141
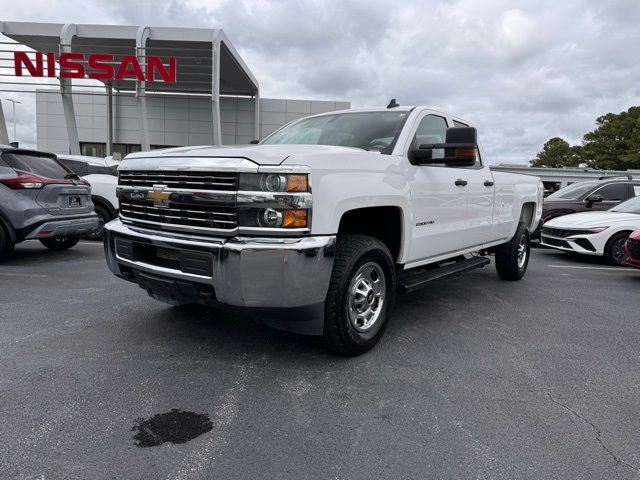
left=590, top=182, right=628, bottom=211
left=451, top=119, right=495, bottom=245
left=1, top=152, right=93, bottom=216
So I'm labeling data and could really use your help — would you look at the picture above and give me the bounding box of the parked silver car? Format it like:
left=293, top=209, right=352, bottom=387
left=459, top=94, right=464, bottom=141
left=0, top=145, right=98, bottom=259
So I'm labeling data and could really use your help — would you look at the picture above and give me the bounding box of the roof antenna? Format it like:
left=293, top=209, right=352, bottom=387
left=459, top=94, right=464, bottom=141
left=387, top=98, right=399, bottom=109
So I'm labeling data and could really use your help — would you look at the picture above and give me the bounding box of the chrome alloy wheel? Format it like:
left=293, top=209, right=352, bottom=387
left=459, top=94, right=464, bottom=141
left=517, top=234, right=528, bottom=269
left=347, top=262, right=386, bottom=332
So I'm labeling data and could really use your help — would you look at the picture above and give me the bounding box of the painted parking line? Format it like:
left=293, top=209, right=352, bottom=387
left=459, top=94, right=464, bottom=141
left=78, top=242, right=104, bottom=246
left=547, top=264, right=639, bottom=272
left=0, top=272, right=48, bottom=278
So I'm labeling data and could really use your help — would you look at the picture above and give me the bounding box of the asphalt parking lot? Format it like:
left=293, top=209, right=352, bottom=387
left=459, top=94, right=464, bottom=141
left=1, top=242, right=640, bottom=480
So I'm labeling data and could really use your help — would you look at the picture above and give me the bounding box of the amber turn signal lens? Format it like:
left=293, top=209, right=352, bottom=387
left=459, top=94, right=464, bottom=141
left=283, top=209, right=308, bottom=228
left=287, top=174, right=308, bottom=192
left=454, top=147, right=477, bottom=158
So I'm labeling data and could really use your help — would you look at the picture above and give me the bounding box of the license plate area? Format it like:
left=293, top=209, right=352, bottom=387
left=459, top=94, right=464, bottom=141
left=115, top=238, right=214, bottom=277
left=67, top=195, right=81, bottom=207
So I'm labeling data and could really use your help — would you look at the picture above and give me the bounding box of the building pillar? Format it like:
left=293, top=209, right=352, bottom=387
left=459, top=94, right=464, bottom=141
left=254, top=89, right=260, bottom=141
left=136, top=26, right=151, bottom=151
left=0, top=101, right=9, bottom=145
left=211, top=36, right=222, bottom=145
left=106, top=85, right=113, bottom=156
left=59, top=23, right=81, bottom=155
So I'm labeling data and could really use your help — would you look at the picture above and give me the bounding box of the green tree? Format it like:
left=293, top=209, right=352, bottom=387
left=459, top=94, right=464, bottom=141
left=581, top=106, right=640, bottom=170
left=531, top=137, right=581, bottom=168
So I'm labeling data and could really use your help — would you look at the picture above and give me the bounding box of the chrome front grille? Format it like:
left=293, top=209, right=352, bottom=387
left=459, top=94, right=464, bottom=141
left=119, top=171, right=238, bottom=191
left=118, top=170, right=239, bottom=235
left=119, top=199, right=238, bottom=231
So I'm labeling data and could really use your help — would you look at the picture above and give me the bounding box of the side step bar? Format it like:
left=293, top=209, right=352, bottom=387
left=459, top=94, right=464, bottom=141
left=397, top=256, right=490, bottom=294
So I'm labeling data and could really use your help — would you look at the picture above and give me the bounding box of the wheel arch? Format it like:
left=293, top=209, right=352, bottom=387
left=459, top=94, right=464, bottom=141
left=91, top=195, right=117, bottom=218
left=337, top=206, right=405, bottom=263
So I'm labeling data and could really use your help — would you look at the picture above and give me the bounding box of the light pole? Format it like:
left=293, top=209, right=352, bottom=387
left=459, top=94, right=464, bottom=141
left=3, top=99, right=22, bottom=142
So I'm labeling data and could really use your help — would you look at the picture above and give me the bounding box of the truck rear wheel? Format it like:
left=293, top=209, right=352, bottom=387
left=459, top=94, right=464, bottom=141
left=495, top=223, right=530, bottom=281
left=323, top=235, right=396, bottom=356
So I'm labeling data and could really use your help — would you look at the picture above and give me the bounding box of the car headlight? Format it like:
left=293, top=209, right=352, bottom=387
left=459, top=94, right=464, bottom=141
left=588, top=227, right=609, bottom=233
left=239, top=173, right=308, bottom=192
left=237, top=172, right=311, bottom=231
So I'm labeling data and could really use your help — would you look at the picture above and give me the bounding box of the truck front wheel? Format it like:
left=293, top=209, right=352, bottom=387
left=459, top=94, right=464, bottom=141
left=323, top=235, right=396, bottom=356
left=495, top=223, right=530, bottom=281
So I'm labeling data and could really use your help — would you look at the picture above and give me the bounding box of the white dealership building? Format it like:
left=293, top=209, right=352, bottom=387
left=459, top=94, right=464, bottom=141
left=0, top=22, right=350, bottom=158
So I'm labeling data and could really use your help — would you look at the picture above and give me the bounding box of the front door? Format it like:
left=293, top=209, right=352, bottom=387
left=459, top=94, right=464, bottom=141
left=405, top=113, right=470, bottom=262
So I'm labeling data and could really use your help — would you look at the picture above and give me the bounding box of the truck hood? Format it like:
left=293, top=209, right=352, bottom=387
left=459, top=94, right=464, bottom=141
left=123, top=144, right=363, bottom=166
left=545, top=211, right=640, bottom=228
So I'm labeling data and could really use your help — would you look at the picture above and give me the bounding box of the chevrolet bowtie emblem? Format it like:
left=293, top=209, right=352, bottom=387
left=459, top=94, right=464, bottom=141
left=147, top=185, right=172, bottom=207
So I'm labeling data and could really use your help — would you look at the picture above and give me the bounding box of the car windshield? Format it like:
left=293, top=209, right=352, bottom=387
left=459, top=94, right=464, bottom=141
left=609, top=196, right=640, bottom=214
left=261, top=111, right=410, bottom=152
left=0, top=152, right=71, bottom=179
left=546, top=181, right=599, bottom=200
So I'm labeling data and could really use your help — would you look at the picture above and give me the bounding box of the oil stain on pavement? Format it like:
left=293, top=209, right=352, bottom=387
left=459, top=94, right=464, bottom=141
left=132, top=409, right=213, bottom=447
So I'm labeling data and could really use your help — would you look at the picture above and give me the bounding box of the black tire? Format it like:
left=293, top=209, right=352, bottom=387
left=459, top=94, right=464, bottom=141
left=84, top=204, right=112, bottom=241
left=40, top=236, right=81, bottom=251
left=495, top=223, right=530, bottom=281
left=323, top=235, right=396, bottom=356
left=0, top=224, right=15, bottom=261
left=604, top=232, right=630, bottom=266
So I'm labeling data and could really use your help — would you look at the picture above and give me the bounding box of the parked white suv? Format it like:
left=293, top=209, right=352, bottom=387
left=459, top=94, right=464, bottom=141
left=104, top=106, right=543, bottom=354
left=57, top=155, right=118, bottom=240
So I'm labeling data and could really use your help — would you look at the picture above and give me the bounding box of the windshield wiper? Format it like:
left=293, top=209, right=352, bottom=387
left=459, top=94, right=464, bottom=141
left=64, top=172, right=81, bottom=180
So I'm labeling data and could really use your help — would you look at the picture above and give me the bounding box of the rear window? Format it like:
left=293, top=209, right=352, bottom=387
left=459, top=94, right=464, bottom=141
left=1, top=153, right=71, bottom=179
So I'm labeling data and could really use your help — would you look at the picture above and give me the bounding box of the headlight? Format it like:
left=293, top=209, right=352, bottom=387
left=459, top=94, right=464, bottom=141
left=239, top=173, right=308, bottom=192
left=237, top=172, right=311, bottom=231
left=588, top=227, right=609, bottom=233
left=238, top=208, right=308, bottom=229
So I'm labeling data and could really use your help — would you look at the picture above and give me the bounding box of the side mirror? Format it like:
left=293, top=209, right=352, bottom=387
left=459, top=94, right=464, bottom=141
left=585, top=194, right=603, bottom=206
left=249, top=139, right=260, bottom=145
left=410, top=127, right=478, bottom=167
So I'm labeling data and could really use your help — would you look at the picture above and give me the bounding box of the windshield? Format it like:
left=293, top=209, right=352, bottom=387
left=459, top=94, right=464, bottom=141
left=547, top=181, right=598, bottom=200
left=261, top=111, right=410, bottom=152
left=609, top=196, right=640, bottom=214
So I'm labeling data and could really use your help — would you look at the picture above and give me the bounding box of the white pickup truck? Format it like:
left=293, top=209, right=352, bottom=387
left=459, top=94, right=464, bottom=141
left=104, top=106, right=543, bottom=355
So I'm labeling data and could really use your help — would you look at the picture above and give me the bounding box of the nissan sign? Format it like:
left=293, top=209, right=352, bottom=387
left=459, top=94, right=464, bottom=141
left=13, top=52, right=177, bottom=82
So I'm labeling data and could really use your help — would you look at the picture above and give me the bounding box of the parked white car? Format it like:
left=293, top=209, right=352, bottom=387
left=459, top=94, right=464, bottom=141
left=57, top=155, right=119, bottom=240
left=104, top=106, right=543, bottom=354
left=541, top=196, right=640, bottom=265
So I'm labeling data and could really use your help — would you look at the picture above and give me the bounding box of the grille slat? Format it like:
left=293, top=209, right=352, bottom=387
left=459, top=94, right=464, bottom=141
left=118, top=170, right=239, bottom=234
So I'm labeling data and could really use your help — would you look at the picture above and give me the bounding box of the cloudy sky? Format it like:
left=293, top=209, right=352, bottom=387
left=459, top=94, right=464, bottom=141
left=2, top=0, right=639, bottom=163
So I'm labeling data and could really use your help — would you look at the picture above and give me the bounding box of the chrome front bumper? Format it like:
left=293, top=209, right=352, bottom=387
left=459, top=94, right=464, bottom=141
left=104, top=219, right=336, bottom=332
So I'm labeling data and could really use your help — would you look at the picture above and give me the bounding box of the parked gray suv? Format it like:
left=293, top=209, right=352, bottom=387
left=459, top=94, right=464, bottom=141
left=0, top=145, right=98, bottom=259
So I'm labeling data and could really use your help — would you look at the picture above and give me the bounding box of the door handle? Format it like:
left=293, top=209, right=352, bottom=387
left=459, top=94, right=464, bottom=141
left=455, top=179, right=468, bottom=186
left=484, top=180, right=494, bottom=187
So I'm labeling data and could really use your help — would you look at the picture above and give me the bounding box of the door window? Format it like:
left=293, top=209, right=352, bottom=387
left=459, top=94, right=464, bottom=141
left=412, top=115, right=448, bottom=161
left=58, top=159, right=88, bottom=176
left=595, top=183, right=628, bottom=201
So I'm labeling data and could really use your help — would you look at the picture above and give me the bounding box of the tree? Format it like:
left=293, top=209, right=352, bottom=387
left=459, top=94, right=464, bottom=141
left=531, top=137, right=581, bottom=168
left=581, top=106, right=640, bottom=170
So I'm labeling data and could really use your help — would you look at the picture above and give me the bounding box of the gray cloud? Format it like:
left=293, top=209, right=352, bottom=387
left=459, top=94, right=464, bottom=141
left=1, top=0, right=639, bottom=163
